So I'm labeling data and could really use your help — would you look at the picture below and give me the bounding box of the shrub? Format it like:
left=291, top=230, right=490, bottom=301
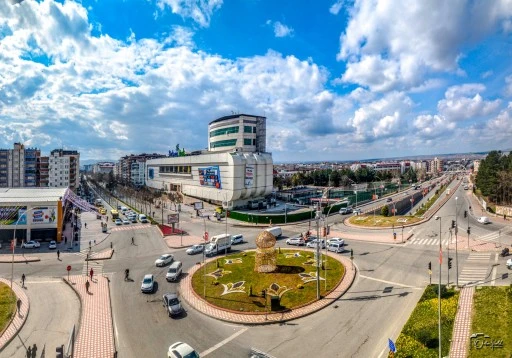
left=296, top=284, right=304, bottom=289
left=212, top=280, right=219, bottom=286
left=381, top=205, right=389, bottom=217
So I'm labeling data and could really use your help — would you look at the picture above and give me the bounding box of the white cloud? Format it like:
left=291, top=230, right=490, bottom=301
left=272, top=21, right=294, bottom=38
left=329, top=0, right=345, bottom=15
left=505, top=75, right=512, bottom=96
left=413, top=114, right=456, bottom=139
left=338, top=0, right=512, bottom=91
left=156, top=0, right=222, bottom=28
left=438, top=83, right=501, bottom=121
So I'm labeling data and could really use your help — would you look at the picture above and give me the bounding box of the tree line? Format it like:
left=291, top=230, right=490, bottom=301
left=475, top=150, right=512, bottom=205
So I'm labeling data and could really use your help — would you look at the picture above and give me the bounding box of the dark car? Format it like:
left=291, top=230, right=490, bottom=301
left=339, top=207, right=353, bottom=215
left=163, top=293, right=183, bottom=317
left=386, top=197, right=393, bottom=202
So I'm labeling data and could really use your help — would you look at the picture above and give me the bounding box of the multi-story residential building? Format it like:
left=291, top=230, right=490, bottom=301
left=130, top=160, right=146, bottom=187
left=0, top=143, right=40, bottom=188
left=92, top=162, right=115, bottom=174
left=117, top=153, right=166, bottom=186
left=37, top=156, right=49, bottom=187
left=49, top=149, right=80, bottom=190
left=0, top=149, right=8, bottom=187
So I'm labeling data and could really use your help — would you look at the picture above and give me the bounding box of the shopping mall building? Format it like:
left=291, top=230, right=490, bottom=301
left=145, top=114, right=274, bottom=209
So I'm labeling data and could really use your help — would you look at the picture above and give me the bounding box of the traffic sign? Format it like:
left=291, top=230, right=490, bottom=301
left=388, top=338, right=396, bottom=353
left=66, top=265, right=72, bottom=271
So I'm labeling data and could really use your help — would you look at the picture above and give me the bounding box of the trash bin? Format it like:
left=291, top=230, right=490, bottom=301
left=270, top=296, right=280, bottom=311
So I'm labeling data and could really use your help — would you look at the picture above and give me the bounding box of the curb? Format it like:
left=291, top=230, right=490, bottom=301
left=0, top=256, right=40, bottom=264
left=0, top=279, right=30, bottom=352
left=62, top=276, right=83, bottom=354
left=86, top=249, right=114, bottom=261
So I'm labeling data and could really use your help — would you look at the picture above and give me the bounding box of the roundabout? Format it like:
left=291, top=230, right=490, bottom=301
left=180, top=231, right=356, bottom=324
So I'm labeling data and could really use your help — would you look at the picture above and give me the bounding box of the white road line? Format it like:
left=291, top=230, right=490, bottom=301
left=199, top=327, right=248, bottom=357
left=491, top=253, right=498, bottom=286
left=25, top=280, right=63, bottom=284
left=358, top=274, right=422, bottom=290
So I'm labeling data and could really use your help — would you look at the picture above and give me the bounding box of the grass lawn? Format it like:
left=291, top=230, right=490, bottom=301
left=348, top=215, right=422, bottom=227
left=0, top=282, right=16, bottom=333
left=468, top=286, right=512, bottom=357
left=393, top=285, right=459, bottom=358
left=191, top=249, right=345, bottom=312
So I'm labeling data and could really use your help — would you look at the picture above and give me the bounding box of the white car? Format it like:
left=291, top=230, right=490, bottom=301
left=231, top=234, right=243, bottom=245
left=48, top=241, right=57, bottom=250
left=507, top=258, right=512, bottom=269
left=477, top=216, right=490, bottom=224
left=327, top=237, right=345, bottom=246
left=307, top=239, right=326, bottom=249
left=22, top=241, right=40, bottom=249
left=286, top=237, right=305, bottom=246
left=115, top=218, right=123, bottom=225
left=186, top=245, right=204, bottom=255
left=155, top=254, right=174, bottom=267
left=122, top=218, right=130, bottom=225
left=168, top=342, right=199, bottom=358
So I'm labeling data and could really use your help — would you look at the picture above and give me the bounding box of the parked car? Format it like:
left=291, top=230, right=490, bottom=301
left=231, top=234, right=244, bottom=245
left=166, top=261, right=183, bottom=282
left=141, top=274, right=155, bottom=293
left=21, top=241, right=40, bottom=249
left=339, top=207, right=353, bottom=215
left=115, top=218, right=123, bottom=225
left=306, top=239, right=326, bottom=249
left=122, top=218, right=130, bottom=225
left=506, top=258, right=512, bottom=269
left=48, top=241, right=57, bottom=250
left=186, top=245, right=204, bottom=255
left=326, top=237, right=345, bottom=246
left=155, top=254, right=174, bottom=267
left=130, top=216, right=138, bottom=223
left=286, top=237, right=305, bottom=246
left=163, top=293, right=183, bottom=317
left=477, top=216, right=490, bottom=224
left=167, top=342, right=199, bottom=358
left=386, top=198, right=393, bottom=202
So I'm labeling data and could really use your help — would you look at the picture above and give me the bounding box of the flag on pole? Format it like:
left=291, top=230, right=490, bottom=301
left=388, top=338, right=396, bottom=353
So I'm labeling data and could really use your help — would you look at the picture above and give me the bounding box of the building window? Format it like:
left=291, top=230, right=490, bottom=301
left=244, top=138, right=252, bottom=145
left=244, top=126, right=253, bottom=133
left=253, top=139, right=256, bottom=145
left=211, top=139, right=237, bottom=148
left=210, top=126, right=239, bottom=137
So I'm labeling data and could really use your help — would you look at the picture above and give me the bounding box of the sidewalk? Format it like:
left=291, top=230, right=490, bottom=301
left=0, top=255, right=40, bottom=263
left=449, top=286, right=475, bottom=358
left=64, top=275, right=115, bottom=358
left=0, top=278, right=30, bottom=351
left=179, top=251, right=356, bottom=324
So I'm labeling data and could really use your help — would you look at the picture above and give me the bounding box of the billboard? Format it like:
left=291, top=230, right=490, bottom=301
left=198, top=166, right=221, bottom=189
left=30, top=207, right=57, bottom=224
left=245, top=166, right=254, bottom=187
left=167, top=213, right=179, bottom=224
left=193, top=202, right=204, bottom=210
left=0, top=207, right=27, bottom=225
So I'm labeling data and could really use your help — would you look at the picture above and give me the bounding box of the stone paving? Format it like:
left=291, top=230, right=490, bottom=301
left=64, top=275, right=115, bottom=358
left=449, top=286, right=475, bottom=358
left=87, top=248, right=114, bottom=260
left=0, top=278, right=30, bottom=351
left=0, top=255, right=40, bottom=263
left=179, top=250, right=356, bottom=324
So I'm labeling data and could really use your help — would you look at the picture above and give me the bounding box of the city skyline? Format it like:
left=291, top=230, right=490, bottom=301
left=1, top=1, right=512, bottom=162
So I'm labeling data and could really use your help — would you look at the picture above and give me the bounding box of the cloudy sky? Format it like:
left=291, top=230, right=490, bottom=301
left=1, top=0, right=512, bottom=162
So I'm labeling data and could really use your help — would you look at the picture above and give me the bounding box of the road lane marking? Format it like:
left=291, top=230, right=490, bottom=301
left=199, top=327, right=248, bottom=357
left=358, top=274, right=422, bottom=290
left=491, top=253, right=498, bottom=286
left=25, top=280, right=63, bottom=284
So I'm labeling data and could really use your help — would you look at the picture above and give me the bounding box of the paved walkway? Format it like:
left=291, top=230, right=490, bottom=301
left=64, top=275, right=115, bottom=358
left=0, top=278, right=30, bottom=351
left=0, top=255, right=40, bottom=263
left=449, top=286, right=475, bottom=358
left=179, top=250, right=356, bottom=324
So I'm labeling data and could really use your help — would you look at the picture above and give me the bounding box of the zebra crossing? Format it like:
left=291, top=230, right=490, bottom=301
left=110, top=224, right=151, bottom=232
left=405, top=236, right=450, bottom=246
left=473, top=226, right=512, bottom=243
left=458, top=252, right=491, bottom=287
left=82, top=260, right=104, bottom=276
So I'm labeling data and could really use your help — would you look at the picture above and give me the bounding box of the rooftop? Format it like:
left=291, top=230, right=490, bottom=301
left=0, top=188, right=68, bottom=204
left=209, top=114, right=264, bottom=125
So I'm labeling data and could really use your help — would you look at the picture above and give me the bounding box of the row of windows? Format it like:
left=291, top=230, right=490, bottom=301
left=159, top=166, right=192, bottom=174
left=244, top=138, right=256, bottom=145
left=244, top=126, right=256, bottom=133
left=210, top=139, right=237, bottom=148
left=210, top=126, right=239, bottom=137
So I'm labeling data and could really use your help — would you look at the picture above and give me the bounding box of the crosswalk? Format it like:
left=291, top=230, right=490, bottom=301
left=82, top=260, right=104, bottom=276
left=110, top=224, right=151, bottom=232
left=458, top=252, right=490, bottom=287
left=405, top=237, right=450, bottom=246
left=473, top=226, right=512, bottom=243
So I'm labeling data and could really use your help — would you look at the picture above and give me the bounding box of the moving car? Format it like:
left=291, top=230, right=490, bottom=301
left=167, top=342, right=199, bottom=358
left=477, top=216, right=490, bottom=224
left=353, top=208, right=362, bottom=215
left=265, top=226, right=282, bottom=238
left=130, top=216, right=138, bottom=223
left=506, top=258, right=512, bottom=269
left=306, top=239, right=326, bottom=249
left=163, top=293, right=183, bottom=317
left=386, top=198, right=393, bottom=202
left=139, top=214, right=149, bottom=223
left=21, top=241, right=40, bottom=249
left=186, top=245, right=204, bottom=255
left=141, top=274, right=155, bottom=293
left=122, top=218, right=130, bottom=225
left=231, top=234, right=244, bottom=245
left=166, top=261, right=183, bottom=282
left=286, top=237, right=305, bottom=246
left=327, top=237, right=345, bottom=246
left=115, top=218, right=123, bottom=225
left=155, top=254, right=174, bottom=267
left=48, top=241, right=57, bottom=250
left=339, top=207, right=353, bottom=215
left=328, top=242, right=345, bottom=253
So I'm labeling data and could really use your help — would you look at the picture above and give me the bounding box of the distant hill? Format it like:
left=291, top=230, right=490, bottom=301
left=80, top=159, right=116, bottom=166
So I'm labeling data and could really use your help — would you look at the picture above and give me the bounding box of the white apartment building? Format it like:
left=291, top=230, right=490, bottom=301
left=48, top=149, right=80, bottom=190
left=130, top=161, right=146, bottom=187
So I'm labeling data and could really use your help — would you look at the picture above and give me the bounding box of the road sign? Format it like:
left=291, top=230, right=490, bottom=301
left=388, top=338, right=396, bottom=353
left=67, top=265, right=71, bottom=271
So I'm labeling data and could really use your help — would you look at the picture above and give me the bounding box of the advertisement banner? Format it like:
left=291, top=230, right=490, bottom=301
left=30, top=207, right=57, bottom=224
left=0, top=207, right=27, bottom=225
left=198, top=166, right=222, bottom=189
left=167, top=213, right=179, bottom=224
left=245, top=166, right=254, bottom=187
left=193, top=202, right=204, bottom=210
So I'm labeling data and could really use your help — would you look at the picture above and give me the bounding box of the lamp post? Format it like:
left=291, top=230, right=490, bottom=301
left=455, top=197, right=459, bottom=288
left=315, top=204, right=321, bottom=300
left=435, top=215, right=442, bottom=358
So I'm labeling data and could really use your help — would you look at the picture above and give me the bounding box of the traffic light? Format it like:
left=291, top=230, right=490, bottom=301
left=464, top=210, right=467, bottom=218
left=467, top=227, right=471, bottom=235
left=451, top=220, right=456, bottom=229
left=448, top=257, right=453, bottom=270
left=428, top=261, right=432, bottom=270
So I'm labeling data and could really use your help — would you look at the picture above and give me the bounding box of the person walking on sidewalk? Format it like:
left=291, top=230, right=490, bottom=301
left=16, top=298, right=21, bottom=315
left=131, top=237, right=135, bottom=245
left=57, top=249, right=60, bottom=260
left=89, top=268, right=94, bottom=281
left=21, top=273, right=26, bottom=288
left=84, top=222, right=87, bottom=229
left=85, top=280, right=90, bottom=293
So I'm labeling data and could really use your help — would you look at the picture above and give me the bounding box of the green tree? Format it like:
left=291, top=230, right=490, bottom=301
left=381, top=205, right=389, bottom=217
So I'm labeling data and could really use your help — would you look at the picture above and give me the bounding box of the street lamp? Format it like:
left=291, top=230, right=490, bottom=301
left=435, top=215, right=442, bottom=358
left=315, top=204, right=321, bottom=300
left=455, top=197, right=459, bottom=288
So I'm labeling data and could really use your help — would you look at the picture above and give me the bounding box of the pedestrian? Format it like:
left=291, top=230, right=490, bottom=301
left=21, top=273, right=26, bottom=288
left=131, top=237, right=134, bottom=245
left=85, top=280, right=90, bottom=293
left=84, top=222, right=87, bottom=229
left=504, top=214, right=507, bottom=221
left=57, top=249, right=60, bottom=260
left=16, top=298, right=21, bottom=313
left=90, top=268, right=94, bottom=281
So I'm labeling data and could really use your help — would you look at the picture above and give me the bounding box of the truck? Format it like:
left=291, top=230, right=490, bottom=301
left=265, top=226, right=282, bottom=238
left=205, top=234, right=232, bottom=256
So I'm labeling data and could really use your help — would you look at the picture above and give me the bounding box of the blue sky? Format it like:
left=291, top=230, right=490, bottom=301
left=1, top=0, right=512, bottom=162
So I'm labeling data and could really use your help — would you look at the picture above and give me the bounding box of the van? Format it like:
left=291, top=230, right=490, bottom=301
left=139, top=214, right=148, bottom=223
left=166, top=261, right=182, bottom=282
left=327, top=242, right=344, bottom=253
left=265, top=227, right=282, bottom=238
